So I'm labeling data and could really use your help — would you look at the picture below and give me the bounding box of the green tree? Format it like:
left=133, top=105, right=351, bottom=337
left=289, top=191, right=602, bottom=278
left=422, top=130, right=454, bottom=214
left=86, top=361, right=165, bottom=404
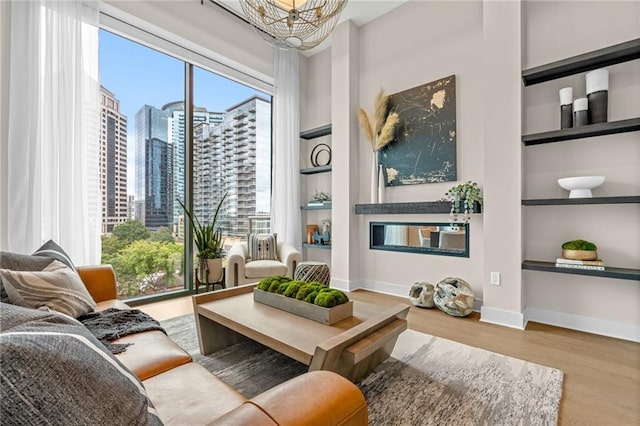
left=111, top=240, right=183, bottom=297
left=112, top=220, right=150, bottom=246
left=101, top=234, right=126, bottom=264
left=150, top=226, right=175, bottom=243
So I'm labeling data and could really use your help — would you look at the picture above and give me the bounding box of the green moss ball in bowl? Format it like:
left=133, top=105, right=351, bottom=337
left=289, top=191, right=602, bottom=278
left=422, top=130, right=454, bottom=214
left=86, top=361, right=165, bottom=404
left=561, top=239, right=598, bottom=260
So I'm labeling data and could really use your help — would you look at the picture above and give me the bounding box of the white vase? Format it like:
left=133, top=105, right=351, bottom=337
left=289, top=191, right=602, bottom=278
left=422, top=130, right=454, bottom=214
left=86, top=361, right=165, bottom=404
left=198, top=258, right=223, bottom=284
left=206, top=258, right=223, bottom=283
left=378, top=164, right=385, bottom=203
left=371, top=152, right=378, bottom=204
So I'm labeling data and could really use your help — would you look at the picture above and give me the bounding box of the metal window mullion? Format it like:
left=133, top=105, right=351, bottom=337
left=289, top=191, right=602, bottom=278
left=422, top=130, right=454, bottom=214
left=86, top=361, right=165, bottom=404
left=185, top=63, right=194, bottom=291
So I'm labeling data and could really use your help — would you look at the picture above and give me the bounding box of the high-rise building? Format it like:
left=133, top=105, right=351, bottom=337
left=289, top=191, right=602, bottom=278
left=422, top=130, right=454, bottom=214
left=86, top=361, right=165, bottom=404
left=163, top=101, right=223, bottom=227
left=99, top=87, right=128, bottom=234
left=135, top=105, right=173, bottom=231
left=193, top=96, right=271, bottom=237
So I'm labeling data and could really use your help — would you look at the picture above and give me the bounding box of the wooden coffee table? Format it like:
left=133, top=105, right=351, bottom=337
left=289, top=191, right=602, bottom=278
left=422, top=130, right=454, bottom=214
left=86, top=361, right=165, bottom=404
left=192, top=284, right=410, bottom=382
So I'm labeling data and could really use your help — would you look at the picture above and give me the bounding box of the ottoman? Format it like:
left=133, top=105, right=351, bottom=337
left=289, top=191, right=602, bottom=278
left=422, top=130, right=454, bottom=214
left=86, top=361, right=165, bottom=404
left=294, top=261, right=330, bottom=285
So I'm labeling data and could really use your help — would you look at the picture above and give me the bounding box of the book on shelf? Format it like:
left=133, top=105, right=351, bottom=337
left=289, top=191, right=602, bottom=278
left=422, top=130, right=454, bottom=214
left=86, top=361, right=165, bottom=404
left=554, top=263, right=605, bottom=271
left=555, top=258, right=604, bottom=266
left=307, top=201, right=332, bottom=207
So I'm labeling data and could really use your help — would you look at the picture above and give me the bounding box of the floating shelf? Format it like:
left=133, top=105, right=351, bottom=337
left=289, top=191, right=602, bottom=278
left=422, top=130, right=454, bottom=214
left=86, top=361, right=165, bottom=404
left=521, top=38, right=640, bottom=86
left=355, top=201, right=481, bottom=215
left=301, top=205, right=332, bottom=210
left=300, top=124, right=331, bottom=140
left=302, top=243, right=331, bottom=250
left=522, top=117, right=640, bottom=145
left=300, top=165, right=331, bottom=175
left=522, top=260, right=640, bottom=281
left=522, top=196, right=640, bottom=206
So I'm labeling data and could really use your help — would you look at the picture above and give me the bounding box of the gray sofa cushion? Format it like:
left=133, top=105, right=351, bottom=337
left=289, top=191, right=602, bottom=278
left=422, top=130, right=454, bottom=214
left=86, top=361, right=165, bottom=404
left=0, top=260, right=96, bottom=318
left=0, top=303, right=162, bottom=425
left=0, top=240, right=78, bottom=305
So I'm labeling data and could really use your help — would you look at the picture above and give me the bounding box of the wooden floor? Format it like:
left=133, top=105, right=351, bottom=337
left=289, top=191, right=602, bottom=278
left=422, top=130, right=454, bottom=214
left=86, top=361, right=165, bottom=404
left=138, top=289, right=640, bottom=425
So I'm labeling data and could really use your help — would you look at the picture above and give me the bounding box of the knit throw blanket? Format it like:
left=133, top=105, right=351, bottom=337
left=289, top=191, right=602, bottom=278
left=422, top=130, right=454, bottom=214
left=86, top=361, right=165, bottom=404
left=78, top=308, right=166, bottom=354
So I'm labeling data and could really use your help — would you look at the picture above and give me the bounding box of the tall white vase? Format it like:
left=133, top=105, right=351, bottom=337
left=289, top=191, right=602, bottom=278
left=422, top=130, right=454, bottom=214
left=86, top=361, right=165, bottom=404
left=371, top=152, right=378, bottom=204
left=378, top=165, right=385, bottom=203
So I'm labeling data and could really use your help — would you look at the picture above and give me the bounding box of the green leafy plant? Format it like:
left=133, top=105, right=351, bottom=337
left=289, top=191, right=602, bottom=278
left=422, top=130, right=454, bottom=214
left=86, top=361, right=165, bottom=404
left=562, top=239, right=597, bottom=251
left=176, top=193, right=228, bottom=259
left=443, top=181, right=483, bottom=223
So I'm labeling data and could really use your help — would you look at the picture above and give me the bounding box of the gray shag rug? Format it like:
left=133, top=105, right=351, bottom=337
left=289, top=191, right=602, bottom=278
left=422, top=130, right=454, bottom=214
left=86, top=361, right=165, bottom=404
left=161, top=315, right=563, bottom=425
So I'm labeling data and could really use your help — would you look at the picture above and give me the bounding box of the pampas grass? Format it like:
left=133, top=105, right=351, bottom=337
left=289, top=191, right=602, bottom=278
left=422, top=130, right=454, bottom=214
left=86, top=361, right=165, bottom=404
left=358, top=88, right=399, bottom=152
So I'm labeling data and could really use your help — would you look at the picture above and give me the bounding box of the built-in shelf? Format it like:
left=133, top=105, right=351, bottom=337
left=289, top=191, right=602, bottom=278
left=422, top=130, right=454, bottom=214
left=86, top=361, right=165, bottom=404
left=300, top=124, right=332, bottom=140
left=302, top=243, right=331, bottom=250
left=522, top=117, right=640, bottom=145
left=522, top=260, right=640, bottom=281
left=300, top=165, right=331, bottom=175
left=522, top=196, right=640, bottom=206
left=301, top=205, right=332, bottom=210
left=355, top=201, right=481, bottom=215
left=521, top=38, right=640, bottom=86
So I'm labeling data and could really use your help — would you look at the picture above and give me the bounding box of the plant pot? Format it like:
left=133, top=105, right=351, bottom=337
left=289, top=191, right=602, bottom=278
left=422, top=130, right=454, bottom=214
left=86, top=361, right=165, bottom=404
left=198, top=258, right=224, bottom=283
left=253, top=289, right=353, bottom=325
left=562, top=249, right=598, bottom=261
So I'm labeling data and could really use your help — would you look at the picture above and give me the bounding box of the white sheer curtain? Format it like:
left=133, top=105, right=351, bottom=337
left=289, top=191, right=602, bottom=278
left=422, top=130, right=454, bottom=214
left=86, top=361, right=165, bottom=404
left=6, top=0, right=101, bottom=265
left=270, top=47, right=301, bottom=251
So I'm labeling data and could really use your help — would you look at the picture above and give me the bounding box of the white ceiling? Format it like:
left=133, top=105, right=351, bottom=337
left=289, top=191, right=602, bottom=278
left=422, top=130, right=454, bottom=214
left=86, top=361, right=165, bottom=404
left=214, top=0, right=408, bottom=55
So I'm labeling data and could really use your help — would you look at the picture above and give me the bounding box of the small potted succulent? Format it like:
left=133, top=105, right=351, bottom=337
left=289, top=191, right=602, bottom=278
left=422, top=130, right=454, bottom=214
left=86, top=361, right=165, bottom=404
left=443, top=181, right=483, bottom=223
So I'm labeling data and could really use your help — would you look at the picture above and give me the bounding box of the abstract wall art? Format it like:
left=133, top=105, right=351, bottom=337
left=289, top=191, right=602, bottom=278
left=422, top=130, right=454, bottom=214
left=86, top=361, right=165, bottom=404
left=379, top=75, right=457, bottom=186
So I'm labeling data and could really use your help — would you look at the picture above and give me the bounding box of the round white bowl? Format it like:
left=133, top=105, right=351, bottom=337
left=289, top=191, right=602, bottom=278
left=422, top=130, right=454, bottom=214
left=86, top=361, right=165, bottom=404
left=557, top=176, right=605, bottom=198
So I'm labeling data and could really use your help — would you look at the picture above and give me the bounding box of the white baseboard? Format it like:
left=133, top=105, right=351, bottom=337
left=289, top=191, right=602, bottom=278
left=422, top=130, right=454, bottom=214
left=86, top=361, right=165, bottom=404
left=356, top=279, right=409, bottom=297
left=524, top=306, right=640, bottom=343
left=330, top=278, right=362, bottom=292
left=480, top=306, right=525, bottom=330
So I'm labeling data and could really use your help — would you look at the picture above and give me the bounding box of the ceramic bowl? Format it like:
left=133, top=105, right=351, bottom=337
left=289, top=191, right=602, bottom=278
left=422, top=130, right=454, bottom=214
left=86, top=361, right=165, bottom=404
left=562, top=249, right=598, bottom=261
left=557, top=176, right=605, bottom=198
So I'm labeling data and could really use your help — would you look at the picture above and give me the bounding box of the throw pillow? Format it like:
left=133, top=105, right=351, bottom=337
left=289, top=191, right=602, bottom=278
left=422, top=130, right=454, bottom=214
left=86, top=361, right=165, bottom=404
left=248, top=233, right=278, bottom=261
left=0, top=260, right=96, bottom=318
left=0, top=251, right=56, bottom=304
left=0, top=303, right=162, bottom=426
left=33, top=239, right=77, bottom=271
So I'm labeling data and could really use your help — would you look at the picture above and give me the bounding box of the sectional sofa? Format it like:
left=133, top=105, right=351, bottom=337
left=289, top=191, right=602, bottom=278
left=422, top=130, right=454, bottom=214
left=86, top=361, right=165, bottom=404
left=0, top=247, right=368, bottom=425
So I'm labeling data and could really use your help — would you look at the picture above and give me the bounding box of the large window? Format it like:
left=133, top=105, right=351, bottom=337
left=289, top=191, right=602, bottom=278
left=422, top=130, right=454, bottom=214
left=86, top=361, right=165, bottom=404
left=98, top=29, right=272, bottom=300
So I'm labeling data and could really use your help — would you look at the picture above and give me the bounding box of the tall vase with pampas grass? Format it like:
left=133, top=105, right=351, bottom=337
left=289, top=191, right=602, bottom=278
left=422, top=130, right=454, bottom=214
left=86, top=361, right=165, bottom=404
left=358, top=89, right=400, bottom=204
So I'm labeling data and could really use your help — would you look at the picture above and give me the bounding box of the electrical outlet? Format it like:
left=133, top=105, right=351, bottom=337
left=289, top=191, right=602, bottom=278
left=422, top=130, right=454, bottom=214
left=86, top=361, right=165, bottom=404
left=490, top=272, right=501, bottom=286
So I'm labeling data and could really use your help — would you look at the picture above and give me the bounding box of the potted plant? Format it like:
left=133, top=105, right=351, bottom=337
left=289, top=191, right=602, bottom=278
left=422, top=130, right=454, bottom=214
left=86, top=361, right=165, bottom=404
left=443, top=181, right=483, bottom=223
left=561, top=239, right=598, bottom=261
left=177, top=193, right=228, bottom=285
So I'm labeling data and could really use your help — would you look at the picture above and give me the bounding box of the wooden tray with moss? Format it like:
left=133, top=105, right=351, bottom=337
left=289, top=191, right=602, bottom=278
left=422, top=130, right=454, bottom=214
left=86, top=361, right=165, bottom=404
left=561, top=239, right=598, bottom=261
left=254, top=276, right=353, bottom=325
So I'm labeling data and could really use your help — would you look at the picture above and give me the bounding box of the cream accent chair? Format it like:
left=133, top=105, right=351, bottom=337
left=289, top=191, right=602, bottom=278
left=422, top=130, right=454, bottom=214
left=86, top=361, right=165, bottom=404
left=225, top=241, right=302, bottom=287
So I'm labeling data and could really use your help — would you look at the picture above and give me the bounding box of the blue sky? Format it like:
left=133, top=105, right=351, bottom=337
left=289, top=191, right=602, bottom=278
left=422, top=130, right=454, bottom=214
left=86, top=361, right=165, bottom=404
left=99, top=29, right=268, bottom=192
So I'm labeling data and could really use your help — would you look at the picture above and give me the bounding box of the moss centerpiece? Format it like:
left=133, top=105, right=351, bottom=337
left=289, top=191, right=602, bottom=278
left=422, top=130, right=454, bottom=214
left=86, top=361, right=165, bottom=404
left=561, top=239, right=598, bottom=261
left=254, top=276, right=352, bottom=324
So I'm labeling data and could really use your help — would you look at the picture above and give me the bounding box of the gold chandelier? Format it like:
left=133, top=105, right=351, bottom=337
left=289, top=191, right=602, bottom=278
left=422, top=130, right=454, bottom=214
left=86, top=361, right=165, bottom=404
left=239, top=0, right=348, bottom=50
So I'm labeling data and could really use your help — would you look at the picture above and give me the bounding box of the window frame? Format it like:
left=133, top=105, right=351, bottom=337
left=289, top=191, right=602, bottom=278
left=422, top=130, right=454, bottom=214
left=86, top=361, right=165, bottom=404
left=99, top=6, right=274, bottom=305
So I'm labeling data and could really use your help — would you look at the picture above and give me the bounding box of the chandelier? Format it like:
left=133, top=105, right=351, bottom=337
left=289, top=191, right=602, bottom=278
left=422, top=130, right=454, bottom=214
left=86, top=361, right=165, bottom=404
left=239, top=0, right=348, bottom=50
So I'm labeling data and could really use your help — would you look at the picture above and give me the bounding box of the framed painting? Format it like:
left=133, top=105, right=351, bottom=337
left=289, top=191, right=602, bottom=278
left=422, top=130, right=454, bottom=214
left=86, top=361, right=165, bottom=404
left=379, top=75, right=457, bottom=186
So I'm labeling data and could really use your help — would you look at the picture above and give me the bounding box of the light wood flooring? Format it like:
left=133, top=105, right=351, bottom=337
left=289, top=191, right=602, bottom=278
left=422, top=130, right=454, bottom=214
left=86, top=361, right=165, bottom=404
left=138, top=289, right=640, bottom=425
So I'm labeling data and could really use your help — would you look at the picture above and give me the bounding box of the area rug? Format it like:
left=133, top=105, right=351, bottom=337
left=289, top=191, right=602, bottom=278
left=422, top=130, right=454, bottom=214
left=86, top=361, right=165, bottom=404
left=161, top=315, right=563, bottom=425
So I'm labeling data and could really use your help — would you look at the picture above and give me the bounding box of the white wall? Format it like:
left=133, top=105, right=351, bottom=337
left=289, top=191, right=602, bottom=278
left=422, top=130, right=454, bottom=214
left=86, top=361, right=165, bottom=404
left=301, top=1, right=487, bottom=299
left=300, top=0, right=640, bottom=340
left=522, top=0, right=640, bottom=339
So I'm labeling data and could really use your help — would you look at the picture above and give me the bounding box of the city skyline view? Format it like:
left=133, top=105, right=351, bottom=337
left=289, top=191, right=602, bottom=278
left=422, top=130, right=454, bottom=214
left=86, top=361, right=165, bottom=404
left=99, top=29, right=269, bottom=195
